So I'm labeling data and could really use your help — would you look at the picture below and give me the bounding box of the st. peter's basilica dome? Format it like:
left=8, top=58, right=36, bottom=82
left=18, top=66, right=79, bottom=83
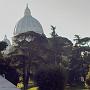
left=14, top=4, right=44, bottom=36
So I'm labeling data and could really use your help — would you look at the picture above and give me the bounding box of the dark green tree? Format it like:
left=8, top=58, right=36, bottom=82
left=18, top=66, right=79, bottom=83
left=0, top=41, right=8, bottom=57
left=68, top=35, right=90, bottom=85
left=80, top=37, right=90, bottom=46
left=50, top=25, right=73, bottom=66
left=10, top=31, right=48, bottom=90
left=74, top=35, right=81, bottom=46
left=74, top=35, right=90, bottom=46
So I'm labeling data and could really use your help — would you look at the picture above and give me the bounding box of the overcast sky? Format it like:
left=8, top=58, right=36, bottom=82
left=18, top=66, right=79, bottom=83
left=0, top=0, right=90, bottom=42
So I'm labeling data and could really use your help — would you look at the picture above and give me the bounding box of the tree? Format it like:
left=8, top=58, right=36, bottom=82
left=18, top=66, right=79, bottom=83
left=51, top=25, right=58, bottom=38
left=80, top=37, right=90, bottom=46
left=10, top=31, right=49, bottom=89
left=74, top=35, right=90, bottom=46
left=50, top=25, right=58, bottom=64
left=49, top=25, right=73, bottom=66
left=68, top=35, right=90, bottom=85
left=0, top=41, right=8, bottom=57
left=74, top=35, right=81, bottom=46
left=0, top=41, right=8, bottom=73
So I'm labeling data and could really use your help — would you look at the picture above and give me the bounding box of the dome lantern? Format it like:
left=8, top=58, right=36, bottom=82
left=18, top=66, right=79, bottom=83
left=24, top=4, right=31, bottom=16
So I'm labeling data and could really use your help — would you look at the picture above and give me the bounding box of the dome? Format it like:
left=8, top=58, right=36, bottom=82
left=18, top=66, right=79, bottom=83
left=14, top=4, right=44, bottom=36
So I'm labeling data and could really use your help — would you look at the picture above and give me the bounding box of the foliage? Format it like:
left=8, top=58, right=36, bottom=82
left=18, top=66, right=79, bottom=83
left=68, top=35, right=90, bottom=86
left=0, top=41, right=8, bottom=51
left=85, top=67, right=90, bottom=88
left=74, top=35, right=90, bottom=46
left=74, top=35, right=81, bottom=45
left=34, top=64, right=66, bottom=90
left=51, top=25, right=58, bottom=37
left=80, top=37, right=90, bottom=46
left=49, top=26, right=73, bottom=66
left=0, top=41, right=8, bottom=57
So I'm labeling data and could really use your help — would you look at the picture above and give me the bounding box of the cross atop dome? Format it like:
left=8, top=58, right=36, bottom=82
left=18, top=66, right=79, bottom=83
left=24, top=4, right=31, bottom=16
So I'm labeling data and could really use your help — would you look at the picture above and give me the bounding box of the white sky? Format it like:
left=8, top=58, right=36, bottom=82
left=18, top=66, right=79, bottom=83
left=0, top=0, right=90, bottom=42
